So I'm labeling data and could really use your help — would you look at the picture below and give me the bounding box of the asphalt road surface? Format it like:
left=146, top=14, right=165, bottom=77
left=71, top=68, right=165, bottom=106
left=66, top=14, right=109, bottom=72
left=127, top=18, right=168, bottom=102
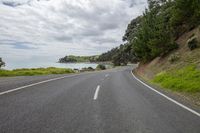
left=0, top=66, right=199, bottom=133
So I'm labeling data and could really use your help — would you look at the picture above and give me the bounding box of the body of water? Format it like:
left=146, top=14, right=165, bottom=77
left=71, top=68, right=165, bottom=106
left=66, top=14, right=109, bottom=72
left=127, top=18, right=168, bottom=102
left=4, top=62, right=99, bottom=70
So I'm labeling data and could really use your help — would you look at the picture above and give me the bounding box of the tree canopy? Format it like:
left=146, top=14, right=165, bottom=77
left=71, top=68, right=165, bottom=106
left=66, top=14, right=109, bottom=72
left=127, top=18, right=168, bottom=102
left=0, top=58, right=5, bottom=68
left=100, top=0, right=200, bottom=65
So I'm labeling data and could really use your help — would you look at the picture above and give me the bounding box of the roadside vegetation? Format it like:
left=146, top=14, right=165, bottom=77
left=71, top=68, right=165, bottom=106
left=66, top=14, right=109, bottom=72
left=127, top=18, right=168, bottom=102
left=79, top=64, right=107, bottom=72
left=96, top=64, right=106, bottom=70
left=152, top=65, right=200, bottom=93
left=0, top=67, right=75, bottom=77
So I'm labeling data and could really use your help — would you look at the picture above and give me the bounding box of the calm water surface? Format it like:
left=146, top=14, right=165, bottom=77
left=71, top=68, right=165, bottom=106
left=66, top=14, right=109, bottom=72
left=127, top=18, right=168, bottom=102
left=4, top=62, right=98, bottom=70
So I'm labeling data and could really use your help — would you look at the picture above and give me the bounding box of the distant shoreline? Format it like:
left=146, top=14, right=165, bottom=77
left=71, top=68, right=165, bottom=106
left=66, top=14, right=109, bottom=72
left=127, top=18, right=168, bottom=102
left=58, top=61, right=112, bottom=64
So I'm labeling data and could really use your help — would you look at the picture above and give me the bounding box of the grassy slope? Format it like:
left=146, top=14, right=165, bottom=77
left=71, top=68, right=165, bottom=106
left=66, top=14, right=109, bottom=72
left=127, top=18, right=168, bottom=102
left=0, top=67, right=75, bottom=77
left=152, top=65, right=200, bottom=92
left=136, top=26, right=200, bottom=105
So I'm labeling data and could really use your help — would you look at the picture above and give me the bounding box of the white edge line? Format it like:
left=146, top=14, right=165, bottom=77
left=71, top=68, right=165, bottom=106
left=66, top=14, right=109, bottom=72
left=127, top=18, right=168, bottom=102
left=93, top=85, right=100, bottom=100
left=131, top=70, right=200, bottom=117
left=0, top=73, right=90, bottom=96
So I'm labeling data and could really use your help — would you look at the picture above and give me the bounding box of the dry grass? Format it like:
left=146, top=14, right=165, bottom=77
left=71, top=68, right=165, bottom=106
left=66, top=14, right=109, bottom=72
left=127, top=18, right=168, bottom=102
left=0, top=67, right=75, bottom=77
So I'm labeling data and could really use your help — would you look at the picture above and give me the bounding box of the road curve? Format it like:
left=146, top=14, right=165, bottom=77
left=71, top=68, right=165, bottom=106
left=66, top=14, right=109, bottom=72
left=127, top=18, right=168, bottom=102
left=0, top=66, right=199, bottom=133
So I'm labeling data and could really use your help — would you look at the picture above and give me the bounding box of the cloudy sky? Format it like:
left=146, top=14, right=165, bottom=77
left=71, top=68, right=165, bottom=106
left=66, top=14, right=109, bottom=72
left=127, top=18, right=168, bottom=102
left=0, top=0, right=147, bottom=68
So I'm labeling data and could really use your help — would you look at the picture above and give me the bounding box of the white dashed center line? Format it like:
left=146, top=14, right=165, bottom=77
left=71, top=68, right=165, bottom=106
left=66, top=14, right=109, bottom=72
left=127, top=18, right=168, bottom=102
left=93, top=85, right=100, bottom=100
left=105, top=74, right=109, bottom=77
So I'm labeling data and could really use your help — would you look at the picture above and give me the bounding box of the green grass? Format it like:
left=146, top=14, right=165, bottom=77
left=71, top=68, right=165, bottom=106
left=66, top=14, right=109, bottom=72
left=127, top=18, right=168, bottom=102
left=152, top=65, right=200, bottom=92
left=0, top=67, right=75, bottom=77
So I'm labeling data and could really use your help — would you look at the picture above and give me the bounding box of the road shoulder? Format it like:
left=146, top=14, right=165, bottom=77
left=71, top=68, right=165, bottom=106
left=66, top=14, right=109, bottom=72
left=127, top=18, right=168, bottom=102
left=132, top=69, right=200, bottom=115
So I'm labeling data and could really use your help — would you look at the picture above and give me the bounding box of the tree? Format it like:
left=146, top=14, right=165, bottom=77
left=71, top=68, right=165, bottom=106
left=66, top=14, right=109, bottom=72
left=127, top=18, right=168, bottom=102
left=98, top=0, right=199, bottom=64
left=112, top=44, right=130, bottom=66
left=123, top=16, right=141, bottom=42
left=123, top=0, right=178, bottom=62
left=170, top=0, right=200, bottom=38
left=0, top=58, right=5, bottom=68
left=97, top=48, right=119, bottom=62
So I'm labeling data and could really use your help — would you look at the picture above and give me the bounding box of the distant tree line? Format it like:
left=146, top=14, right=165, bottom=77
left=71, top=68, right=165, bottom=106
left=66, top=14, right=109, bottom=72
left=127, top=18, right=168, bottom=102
left=97, top=0, right=200, bottom=66
left=59, top=55, right=98, bottom=63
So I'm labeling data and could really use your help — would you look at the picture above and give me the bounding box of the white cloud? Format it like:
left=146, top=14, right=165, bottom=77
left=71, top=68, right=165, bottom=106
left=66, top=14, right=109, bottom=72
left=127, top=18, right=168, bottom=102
left=0, top=0, right=147, bottom=68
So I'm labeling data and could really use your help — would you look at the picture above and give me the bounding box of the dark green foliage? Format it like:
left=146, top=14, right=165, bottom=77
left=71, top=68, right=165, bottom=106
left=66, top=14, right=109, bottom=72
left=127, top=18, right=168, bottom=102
left=96, top=64, right=106, bottom=70
left=123, top=16, right=141, bottom=42
left=59, top=56, right=76, bottom=63
left=187, top=36, right=199, bottom=50
left=97, top=44, right=135, bottom=66
left=168, top=42, right=179, bottom=52
left=112, top=44, right=130, bottom=66
left=97, top=48, right=119, bottom=62
left=173, top=0, right=200, bottom=27
left=121, top=0, right=200, bottom=62
left=131, top=0, right=176, bottom=61
left=59, top=55, right=98, bottom=63
left=88, top=67, right=94, bottom=70
left=0, top=58, right=5, bottom=68
left=80, top=67, right=95, bottom=72
left=169, top=0, right=200, bottom=38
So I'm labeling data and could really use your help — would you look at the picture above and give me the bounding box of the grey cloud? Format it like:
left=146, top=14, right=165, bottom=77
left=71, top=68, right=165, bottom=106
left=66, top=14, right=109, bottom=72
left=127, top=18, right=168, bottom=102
left=0, top=0, right=147, bottom=64
left=2, top=1, right=23, bottom=7
left=54, top=35, right=73, bottom=42
left=0, top=0, right=52, bottom=7
left=0, top=0, right=33, bottom=7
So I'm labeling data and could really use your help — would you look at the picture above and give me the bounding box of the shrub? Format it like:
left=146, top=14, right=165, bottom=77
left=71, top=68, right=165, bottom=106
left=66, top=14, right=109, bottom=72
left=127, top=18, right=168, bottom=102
left=187, top=36, right=199, bottom=50
left=80, top=67, right=94, bottom=72
left=168, top=42, right=179, bottom=53
left=87, top=67, right=94, bottom=71
left=96, top=64, right=106, bottom=70
left=168, top=53, right=180, bottom=63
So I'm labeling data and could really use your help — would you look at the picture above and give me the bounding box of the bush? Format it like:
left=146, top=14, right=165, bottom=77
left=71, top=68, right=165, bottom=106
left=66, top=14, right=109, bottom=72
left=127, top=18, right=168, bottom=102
left=87, top=67, right=94, bottom=71
left=169, top=42, right=179, bottom=51
left=96, top=64, right=106, bottom=70
left=80, top=67, right=94, bottom=72
left=168, top=53, right=180, bottom=63
left=187, top=36, right=199, bottom=50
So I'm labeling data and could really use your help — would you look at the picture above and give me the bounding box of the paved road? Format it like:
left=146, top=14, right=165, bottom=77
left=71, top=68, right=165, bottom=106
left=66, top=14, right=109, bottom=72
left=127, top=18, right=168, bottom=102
left=0, top=66, right=199, bottom=133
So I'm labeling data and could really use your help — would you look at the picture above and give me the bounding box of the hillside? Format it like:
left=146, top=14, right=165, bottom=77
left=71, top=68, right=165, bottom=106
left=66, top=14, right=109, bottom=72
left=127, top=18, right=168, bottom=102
left=136, top=27, right=200, bottom=79
left=136, top=26, right=200, bottom=106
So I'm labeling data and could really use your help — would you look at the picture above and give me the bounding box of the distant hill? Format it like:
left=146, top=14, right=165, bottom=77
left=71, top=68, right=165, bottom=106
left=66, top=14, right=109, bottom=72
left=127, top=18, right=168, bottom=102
left=59, top=55, right=99, bottom=63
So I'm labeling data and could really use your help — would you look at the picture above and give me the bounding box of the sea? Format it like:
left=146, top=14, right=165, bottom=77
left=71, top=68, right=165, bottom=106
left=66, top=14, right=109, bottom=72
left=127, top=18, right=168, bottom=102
left=4, top=61, right=99, bottom=70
